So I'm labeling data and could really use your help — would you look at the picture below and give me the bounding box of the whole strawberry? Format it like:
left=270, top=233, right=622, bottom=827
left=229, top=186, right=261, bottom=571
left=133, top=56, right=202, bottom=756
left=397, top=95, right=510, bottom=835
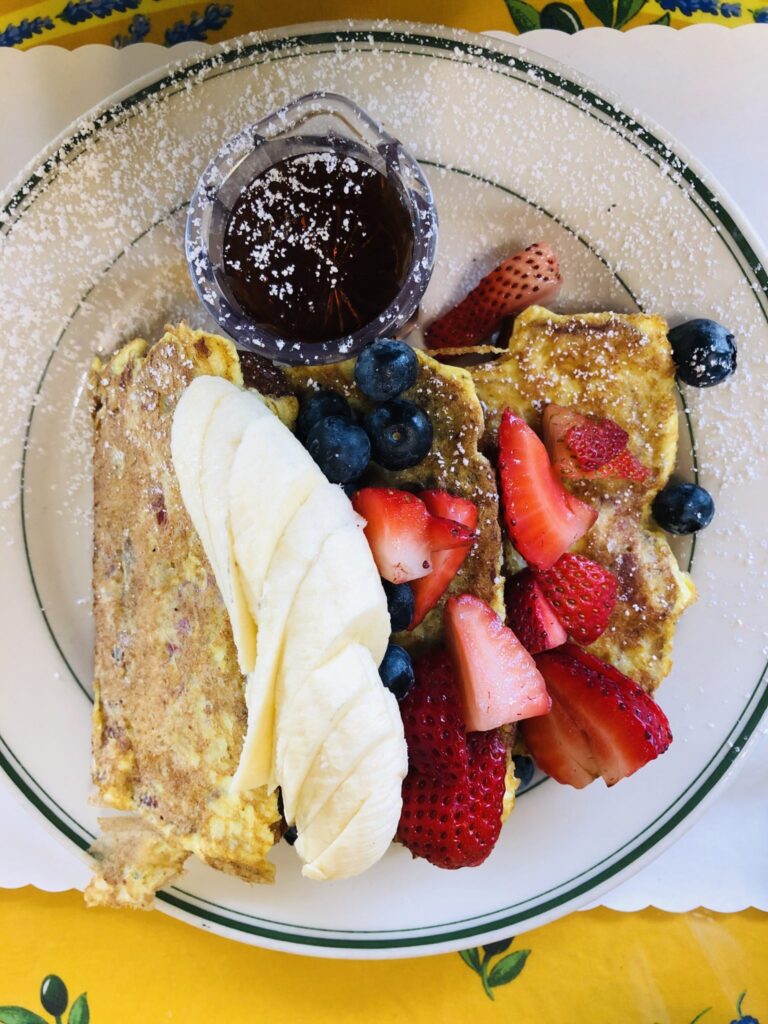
left=397, top=728, right=507, bottom=869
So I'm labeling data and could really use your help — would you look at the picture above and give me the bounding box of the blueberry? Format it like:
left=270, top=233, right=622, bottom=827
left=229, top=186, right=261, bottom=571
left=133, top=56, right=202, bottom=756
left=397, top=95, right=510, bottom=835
left=297, top=389, right=352, bottom=441
left=513, top=755, right=536, bottom=789
left=306, top=416, right=371, bottom=484
left=283, top=824, right=298, bottom=846
left=668, top=319, right=737, bottom=387
left=341, top=482, right=358, bottom=499
left=354, top=340, right=418, bottom=401
left=652, top=482, right=715, bottom=534
left=365, top=399, right=433, bottom=470
left=379, top=643, right=415, bottom=701
left=382, top=579, right=415, bottom=633
left=40, top=975, right=68, bottom=1017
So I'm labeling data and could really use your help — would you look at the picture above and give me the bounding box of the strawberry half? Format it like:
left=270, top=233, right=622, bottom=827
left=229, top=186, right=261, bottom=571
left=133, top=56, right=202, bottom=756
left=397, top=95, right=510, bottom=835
left=543, top=404, right=651, bottom=484
left=399, top=648, right=469, bottom=785
left=397, top=728, right=507, bottom=869
left=425, top=242, right=563, bottom=349
left=498, top=409, right=597, bottom=571
left=536, top=553, right=618, bottom=645
left=444, top=593, right=551, bottom=731
left=409, top=491, right=478, bottom=629
left=521, top=644, right=673, bottom=788
left=505, top=570, right=567, bottom=654
left=426, top=514, right=477, bottom=553
left=352, top=488, right=433, bottom=584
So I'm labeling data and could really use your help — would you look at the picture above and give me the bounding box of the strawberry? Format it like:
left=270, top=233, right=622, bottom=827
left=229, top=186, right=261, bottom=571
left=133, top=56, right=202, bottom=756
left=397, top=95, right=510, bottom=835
left=425, top=242, right=563, bottom=349
left=426, top=515, right=477, bottom=553
left=536, top=553, right=618, bottom=645
left=505, top=570, right=567, bottom=654
left=543, top=404, right=651, bottom=484
left=565, top=417, right=627, bottom=471
left=521, top=644, right=673, bottom=788
left=498, top=409, right=597, bottom=571
left=352, top=488, right=433, bottom=584
left=409, top=491, right=478, bottom=629
left=399, top=648, right=469, bottom=785
left=444, top=593, right=551, bottom=731
left=397, top=728, right=507, bottom=869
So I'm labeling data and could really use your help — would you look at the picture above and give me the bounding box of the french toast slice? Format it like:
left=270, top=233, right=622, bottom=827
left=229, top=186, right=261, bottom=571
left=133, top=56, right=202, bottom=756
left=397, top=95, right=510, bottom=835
left=433, top=306, right=696, bottom=691
left=87, top=324, right=295, bottom=907
left=286, top=351, right=505, bottom=654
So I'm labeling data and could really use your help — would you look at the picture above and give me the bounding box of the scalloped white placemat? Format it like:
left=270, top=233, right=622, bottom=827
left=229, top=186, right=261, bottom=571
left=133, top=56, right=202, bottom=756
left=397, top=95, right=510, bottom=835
left=1, top=25, right=766, bottom=913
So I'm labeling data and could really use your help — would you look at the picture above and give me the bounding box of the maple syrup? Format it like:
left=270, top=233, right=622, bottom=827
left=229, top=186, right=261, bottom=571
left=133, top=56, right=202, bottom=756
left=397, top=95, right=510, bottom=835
left=221, top=152, right=414, bottom=344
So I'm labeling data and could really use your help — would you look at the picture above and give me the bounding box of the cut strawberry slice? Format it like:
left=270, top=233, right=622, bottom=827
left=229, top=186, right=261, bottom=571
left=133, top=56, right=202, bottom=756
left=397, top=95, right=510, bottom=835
left=444, top=593, right=551, bottom=731
left=520, top=694, right=599, bottom=789
left=505, top=570, right=567, bottom=654
left=425, top=242, right=563, bottom=349
left=543, top=404, right=651, bottom=484
left=565, top=418, right=627, bottom=471
left=536, top=553, right=618, bottom=645
left=419, top=490, right=478, bottom=527
left=594, top=447, right=652, bottom=483
left=397, top=727, right=507, bottom=869
left=498, top=409, right=597, bottom=571
left=427, top=514, right=477, bottom=553
left=522, top=644, right=673, bottom=787
left=352, top=488, right=432, bottom=584
left=399, top=648, right=469, bottom=785
left=409, top=491, right=478, bottom=630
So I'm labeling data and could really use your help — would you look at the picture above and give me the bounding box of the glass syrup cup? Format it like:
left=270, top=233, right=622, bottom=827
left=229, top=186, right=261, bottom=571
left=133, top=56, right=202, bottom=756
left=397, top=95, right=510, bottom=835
left=186, top=92, right=438, bottom=366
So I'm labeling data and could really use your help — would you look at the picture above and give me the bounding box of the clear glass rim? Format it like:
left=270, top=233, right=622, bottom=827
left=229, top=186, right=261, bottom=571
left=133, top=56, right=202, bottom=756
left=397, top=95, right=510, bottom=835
left=185, top=91, right=438, bottom=365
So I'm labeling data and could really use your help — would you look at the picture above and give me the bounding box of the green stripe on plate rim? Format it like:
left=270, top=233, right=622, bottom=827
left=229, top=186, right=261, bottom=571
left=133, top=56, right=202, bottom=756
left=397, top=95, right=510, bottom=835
left=2, top=26, right=766, bottom=950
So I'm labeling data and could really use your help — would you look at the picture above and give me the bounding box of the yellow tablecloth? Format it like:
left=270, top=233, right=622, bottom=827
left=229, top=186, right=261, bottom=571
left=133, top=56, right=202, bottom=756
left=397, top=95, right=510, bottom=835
left=0, top=3, right=766, bottom=1020
left=0, top=0, right=764, bottom=48
left=0, top=889, right=766, bottom=1020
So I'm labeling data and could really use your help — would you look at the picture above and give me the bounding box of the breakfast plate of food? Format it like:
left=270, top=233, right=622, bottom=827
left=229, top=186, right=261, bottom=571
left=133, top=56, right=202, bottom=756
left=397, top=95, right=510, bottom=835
left=1, top=22, right=766, bottom=957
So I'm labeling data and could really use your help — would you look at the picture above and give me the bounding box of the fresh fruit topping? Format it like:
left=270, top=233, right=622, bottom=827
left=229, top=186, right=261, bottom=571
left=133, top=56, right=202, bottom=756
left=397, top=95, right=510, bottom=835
left=668, top=319, right=737, bottom=387
left=521, top=689, right=599, bottom=789
left=354, top=339, right=419, bottom=401
left=498, top=409, right=597, bottom=571
left=505, top=571, right=568, bottom=654
left=409, top=492, right=478, bottom=629
left=542, top=404, right=651, bottom=484
left=419, top=489, right=478, bottom=527
left=379, top=643, right=416, bottom=701
left=652, top=481, right=715, bottom=535
left=297, top=389, right=353, bottom=442
left=397, top=728, right=507, bottom=869
left=283, top=824, right=298, bottom=845
left=513, top=754, right=535, bottom=789
left=565, top=417, right=627, bottom=471
left=382, top=579, right=415, bottom=632
left=364, top=399, right=433, bottom=470
left=521, top=644, right=673, bottom=788
left=352, top=488, right=433, bottom=584
left=425, top=242, right=563, bottom=349
left=426, top=514, right=477, bottom=552
left=536, top=553, right=618, bottom=646
left=306, top=415, right=371, bottom=484
left=444, top=593, right=551, bottom=731
left=399, top=648, right=469, bottom=784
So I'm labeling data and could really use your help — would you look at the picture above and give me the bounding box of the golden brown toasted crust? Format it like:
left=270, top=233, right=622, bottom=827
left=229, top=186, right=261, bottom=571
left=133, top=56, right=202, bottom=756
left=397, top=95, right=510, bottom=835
left=89, top=324, right=286, bottom=905
left=432, top=307, right=696, bottom=691
left=287, top=351, right=504, bottom=653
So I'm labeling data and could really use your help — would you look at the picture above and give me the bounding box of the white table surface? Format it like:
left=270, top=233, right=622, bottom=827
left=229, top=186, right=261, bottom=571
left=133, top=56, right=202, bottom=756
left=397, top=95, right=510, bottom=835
left=1, top=25, right=766, bottom=912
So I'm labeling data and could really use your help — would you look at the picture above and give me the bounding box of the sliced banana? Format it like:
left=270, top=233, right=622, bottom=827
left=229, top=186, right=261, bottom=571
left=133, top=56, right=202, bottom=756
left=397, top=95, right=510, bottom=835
left=232, top=485, right=356, bottom=793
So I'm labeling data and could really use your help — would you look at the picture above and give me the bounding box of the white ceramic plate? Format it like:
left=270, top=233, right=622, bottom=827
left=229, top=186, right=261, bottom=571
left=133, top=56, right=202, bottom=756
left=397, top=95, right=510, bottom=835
left=1, top=22, right=767, bottom=959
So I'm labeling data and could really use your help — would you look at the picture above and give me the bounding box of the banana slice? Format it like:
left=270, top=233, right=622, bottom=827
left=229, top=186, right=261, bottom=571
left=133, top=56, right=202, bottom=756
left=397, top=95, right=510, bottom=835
left=231, top=485, right=356, bottom=793
left=197, top=387, right=272, bottom=674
